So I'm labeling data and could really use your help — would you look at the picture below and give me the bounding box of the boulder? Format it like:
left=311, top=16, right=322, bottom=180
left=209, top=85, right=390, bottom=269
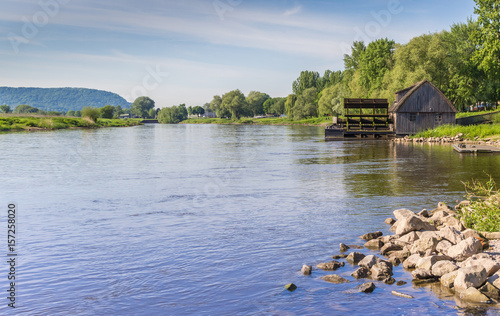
left=411, top=268, right=434, bottom=280
left=339, top=243, right=349, bottom=252
left=442, top=216, right=465, bottom=231
left=360, top=231, right=383, bottom=241
left=380, top=235, right=397, bottom=244
left=459, top=287, right=491, bottom=303
left=393, top=208, right=415, bottom=221
left=384, top=277, right=396, bottom=285
left=436, top=240, right=453, bottom=256
left=284, top=283, right=297, bottom=292
left=388, top=249, right=410, bottom=264
left=364, top=239, right=384, bottom=249
left=447, top=237, right=483, bottom=262
left=460, top=254, right=500, bottom=277
left=332, top=254, right=348, bottom=259
left=488, top=271, right=500, bottom=289
left=462, top=229, right=481, bottom=240
left=316, top=261, right=345, bottom=271
left=351, top=267, right=371, bottom=279
left=301, top=265, right=312, bottom=275
left=358, top=282, right=376, bottom=293
left=409, top=235, right=439, bottom=255
left=358, top=255, right=387, bottom=269
left=431, top=260, right=458, bottom=277
left=346, top=252, right=365, bottom=265
left=441, top=270, right=459, bottom=288
left=439, top=226, right=465, bottom=245
left=454, top=265, right=488, bottom=291
left=396, top=281, right=407, bottom=286
left=380, top=243, right=403, bottom=256
left=384, top=218, right=396, bottom=225
left=396, top=215, right=436, bottom=235
left=396, top=231, right=420, bottom=244
left=371, top=261, right=393, bottom=281
left=418, top=209, right=430, bottom=218
left=403, top=254, right=422, bottom=270
left=416, top=255, right=452, bottom=271
left=321, top=274, right=350, bottom=284
left=479, top=282, right=500, bottom=300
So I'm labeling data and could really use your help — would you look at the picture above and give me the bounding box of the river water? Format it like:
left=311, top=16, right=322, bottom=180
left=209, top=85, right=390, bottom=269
left=1, top=124, right=500, bottom=315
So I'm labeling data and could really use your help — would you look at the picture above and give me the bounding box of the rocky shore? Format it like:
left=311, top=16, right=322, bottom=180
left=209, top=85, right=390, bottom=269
left=393, top=134, right=500, bottom=147
left=296, top=202, right=500, bottom=308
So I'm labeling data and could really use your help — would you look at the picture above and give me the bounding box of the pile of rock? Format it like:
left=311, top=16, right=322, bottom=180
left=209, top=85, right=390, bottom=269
left=392, top=134, right=500, bottom=147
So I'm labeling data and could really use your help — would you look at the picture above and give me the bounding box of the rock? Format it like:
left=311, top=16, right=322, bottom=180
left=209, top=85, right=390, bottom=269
left=321, top=274, right=350, bottom=284
left=358, top=282, right=376, bottom=293
left=429, top=210, right=449, bottom=226
left=380, top=243, right=403, bottom=256
left=442, top=216, right=465, bottom=231
left=436, top=240, right=453, bottom=256
left=412, top=268, right=434, bottom=280
left=385, top=218, right=396, bottom=225
left=332, top=254, right=348, bottom=259
left=346, top=252, right=366, bottom=265
left=371, top=261, right=393, bottom=281
left=455, top=200, right=471, bottom=210
left=439, top=226, right=465, bottom=245
left=462, top=229, right=481, bottom=240
left=403, top=254, right=422, bottom=270
left=441, top=270, right=459, bottom=288
left=360, top=231, right=383, bottom=241
left=391, top=291, right=414, bottom=299
left=393, top=209, right=415, bottom=221
left=347, top=245, right=364, bottom=249
left=284, top=283, right=297, bottom=292
left=396, top=281, right=407, bottom=286
left=380, top=235, right=397, bottom=244
left=431, top=260, right=458, bottom=277
left=388, top=250, right=410, bottom=265
left=339, top=243, right=349, bottom=252
left=418, top=209, right=430, bottom=218
left=479, top=282, right=500, bottom=300
left=459, top=287, right=492, bottom=303
left=316, top=261, right=345, bottom=271
left=461, top=254, right=500, bottom=277
left=488, top=271, right=500, bottom=289
left=364, top=239, right=384, bottom=249
left=397, top=231, right=420, bottom=244
left=384, top=277, right=396, bottom=285
left=396, top=215, right=436, bottom=235
left=484, top=232, right=500, bottom=239
left=359, top=255, right=382, bottom=269
left=409, top=235, right=439, bottom=255
left=416, top=255, right=452, bottom=271
left=301, top=265, right=312, bottom=275
left=447, top=237, right=483, bottom=262
left=454, top=265, right=488, bottom=291
left=351, top=267, right=371, bottom=279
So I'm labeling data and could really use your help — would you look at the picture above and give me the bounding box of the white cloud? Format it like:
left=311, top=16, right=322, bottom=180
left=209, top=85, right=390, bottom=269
left=283, top=5, right=302, bottom=16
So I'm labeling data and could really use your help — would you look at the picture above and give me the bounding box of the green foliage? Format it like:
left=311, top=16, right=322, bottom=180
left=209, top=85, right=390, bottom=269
left=292, top=87, right=318, bottom=120
left=246, top=91, right=270, bottom=116
left=458, top=174, right=500, bottom=232
left=285, top=94, right=296, bottom=118
left=81, top=106, right=100, bottom=123
left=99, top=105, right=115, bottom=119
left=191, top=106, right=205, bottom=116
left=358, top=38, right=395, bottom=96
left=74, top=110, right=81, bottom=117
left=0, top=105, right=11, bottom=113
left=66, top=110, right=76, bottom=117
left=413, top=123, right=500, bottom=140
left=220, top=89, right=247, bottom=120
left=14, top=104, right=40, bottom=114
left=157, top=104, right=187, bottom=124
left=292, top=71, right=320, bottom=95
left=471, top=0, right=500, bottom=79
left=318, top=83, right=345, bottom=116
left=131, top=96, right=155, bottom=118
left=0, top=87, right=130, bottom=112
left=0, top=115, right=141, bottom=131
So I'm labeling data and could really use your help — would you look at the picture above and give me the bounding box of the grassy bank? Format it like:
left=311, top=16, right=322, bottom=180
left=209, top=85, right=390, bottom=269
left=413, top=123, right=500, bottom=140
left=182, top=116, right=332, bottom=126
left=456, top=109, right=500, bottom=119
left=0, top=115, right=142, bottom=131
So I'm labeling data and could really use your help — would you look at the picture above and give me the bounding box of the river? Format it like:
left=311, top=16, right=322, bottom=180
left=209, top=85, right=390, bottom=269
left=1, top=124, right=500, bottom=315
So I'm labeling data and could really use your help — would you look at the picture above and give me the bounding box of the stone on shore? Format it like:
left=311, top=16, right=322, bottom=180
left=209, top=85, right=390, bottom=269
left=454, top=265, right=488, bottom=291
left=380, top=243, right=403, bottom=256
left=371, top=261, right=393, bottom=281
left=403, top=254, right=422, bottom=270
left=364, top=239, right=384, bottom=249
left=332, top=254, right=348, bottom=259
left=418, top=209, right=430, bottom=218
left=479, top=282, right=500, bottom=300
left=431, top=260, right=458, bottom=277
left=459, top=287, right=491, bottom=303
left=411, top=268, right=434, bottom=280
left=393, top=209, right=415, bottom=221
left=436, top=240, right=453, bottom=256
left=409, top=235, right=439, bottom=255
left=358, top=282, right=376, bottom=293
left=284, top=283, right=297, bottom=292
left=488, top=271, right=500, bottom=289
left=321, top=274, right=350, bottom=284
left=316, top=261, right=345, bottom=271
left=360, top=231, right=383, bottom=241
left=301, top=265, right=312, bottom=275
left=447, top=237, right=483, bottom=262
left=397, top=231, right=420, bottom=244
left=346, top=252, right=365, bottom=265
left=358, top=255, right=390, bottom=270
left=396, top=215, right=436, bottom=236
left=441, top=270, right=459, bottom=288
left=351, top=267, right=371, bottom=279
left=385, top=218, right=396, bottom=225
left=339, top=243, right=349, bottom=252
left=439, top=226, right=465, bottom=245
left=460, top=254, right=500, bottom=277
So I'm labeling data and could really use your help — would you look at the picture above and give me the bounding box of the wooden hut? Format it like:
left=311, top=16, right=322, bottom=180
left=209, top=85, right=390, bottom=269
left=389, top=80, right=456, bottom=136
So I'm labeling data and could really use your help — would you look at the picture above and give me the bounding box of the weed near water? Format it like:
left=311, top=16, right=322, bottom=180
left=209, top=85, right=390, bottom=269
left=413, top=124, right=500, bottom=140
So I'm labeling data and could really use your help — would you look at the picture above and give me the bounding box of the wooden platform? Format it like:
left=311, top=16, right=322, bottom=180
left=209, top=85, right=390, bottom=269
left=452, top=144, right=500, bottom=153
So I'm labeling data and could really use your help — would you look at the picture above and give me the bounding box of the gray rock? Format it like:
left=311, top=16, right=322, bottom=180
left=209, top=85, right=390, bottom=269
left=371, top=261, right=393, bottom=281
left=284, top=283, right=297, bottom=292
left=364, top=239, right=384, bottom=249
left=479, top=282, right=500, bottom=300
left=409, top=235, right=439, bottom=255
left=359, top=255, right=382, bottom=269
left=459, top=287, right=492, bottom=303
left=332, top=254, right=348, bottom=259
left=442, top=216, right=465, bottom=231
left=403, top=254, right=422, bottom=270
left=358, top=282, right=376, bottom=293
left=455, top=200, right=471, bottom=210
left=396, top=215, right=436, bottom=236
left=436, top=240, right=453, bottom=256
left=380, top=243, right=403, bottom=256
left=339, top=243, right=349, bottom=252
left=447, top=237, right=483, bottom=262
left=418, top=209, right=430, bottom=218
left=316, top=261, right=345, bottom=271
left=393, top=209, right=415, bottom=221
left=347, top=245, right=364, bottom=249
left=488, top=271, right=500, bottom=289
left=396, top=231, right=420, bottom=244
left=411, top=268, right=434, bottom=280
left=416, top=255, right=452, bottom=271
left=384, top=218, right=396, bottom=225
left=384, top=277, right=396, bottom=285
left=321, top=274, right=350, bottom=284
left=360, top=231, right=383, bottom=241
left=301, top=264, right=312, bottom=275
left=431, top=260, right=458, bottom=277
left=461, top=254, right=500, bottom=277
left=439, top=226, right=465, bottom=245
left=346, top=252, right=365, bottom=265
left=441, top=270, right=459, bottom=288
left=454, top=265, right=488, bottom=291
left=351, top=267, right=371, bottom=279
left=396, top=281, right=407, bottom=286
left=462, top=228, right=481, bottom=240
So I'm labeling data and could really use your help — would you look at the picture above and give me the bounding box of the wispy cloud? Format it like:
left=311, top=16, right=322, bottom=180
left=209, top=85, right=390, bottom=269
left=283, top=5, right=302, bottom=16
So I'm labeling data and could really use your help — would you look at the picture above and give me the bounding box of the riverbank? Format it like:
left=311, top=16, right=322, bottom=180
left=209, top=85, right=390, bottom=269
left=181, top=117, right=332, bottom=126
left=0, top=115, right=142, bottom=132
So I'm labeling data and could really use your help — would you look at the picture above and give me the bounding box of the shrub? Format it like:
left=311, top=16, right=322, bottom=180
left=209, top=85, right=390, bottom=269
left=81, top=107, right=100, bottom=123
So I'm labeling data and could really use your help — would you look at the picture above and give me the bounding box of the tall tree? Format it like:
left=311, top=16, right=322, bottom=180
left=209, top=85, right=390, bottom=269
left=246, top=91, right=270, bottom=116
left=292, top=87, right=318, bottom=120
left=285, top=94, right=296, bottom=118
left=99, top=105, right=115, bottom=119
left=221, top=90, right=246, bottom=120
left=358, top=38, right=395, bottom=96
left=131, top=96, right=155, bottom=118
left=0, top=105, right=11, bottom=113
left=471, top=0, right=500, bottom=79
left=292, top=71, right=320, bottom=95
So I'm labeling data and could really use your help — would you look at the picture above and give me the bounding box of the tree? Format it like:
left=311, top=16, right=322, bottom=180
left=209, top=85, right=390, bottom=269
left=157, top=106, right=185, bottom=124
left=285, top=94, right=296, bottom=118
left=81, top=106, right=100, bottom=123
left=113, top=106, right=123, bottom=119
left=358, top=38, right=395, bottom=96
left=192, top=106, right=205, bottom=116
left=220, top=90, right=246, bottom=120
left=0, top=105, right=11, bottom=113
left=292, top=71, right=320, bottom=95
left=187, top=106, right=193, bottom=115
left=66, top=110, right=76, bottom=117
left=74, top=110, right=82, bottom=117
left=131, top=96, right=155, bottom=118
left=471, top=0, right=500, bottom=79
left=246, top=91, right=270, bottom=116
left=292, top=87, right=318, bottom=120
left=14, top=104, right=39, bottom=114
left=99, top=105, right=115, bottom=119
left=318, top=84, right=345, bottom=116
left=177, top=104, right=188, bottom=121
left=148, top=108, right=157, bottom=118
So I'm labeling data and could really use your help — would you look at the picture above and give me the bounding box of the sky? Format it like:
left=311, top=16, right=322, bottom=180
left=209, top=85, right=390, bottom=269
left=0, top=0, right=477, bottom=108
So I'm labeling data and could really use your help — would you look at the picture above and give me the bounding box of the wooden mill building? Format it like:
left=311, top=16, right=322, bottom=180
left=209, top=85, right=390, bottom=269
left=389, top=80, right=456, bottom=136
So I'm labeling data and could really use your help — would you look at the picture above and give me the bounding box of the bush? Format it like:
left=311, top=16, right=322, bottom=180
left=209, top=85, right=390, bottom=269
left=81, top=107, right=100, bottom=123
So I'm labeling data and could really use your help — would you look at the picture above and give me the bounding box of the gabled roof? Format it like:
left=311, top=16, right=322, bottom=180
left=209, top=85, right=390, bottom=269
left=389, top=80, right=457, bottom=113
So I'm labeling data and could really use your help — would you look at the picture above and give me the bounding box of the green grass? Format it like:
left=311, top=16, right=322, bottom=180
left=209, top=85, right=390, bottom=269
left=456, top=109, right=500, bottom=119
left=0, top=115, right=142, bottom=132
left=182, top=116, right=332, bottom=126
left=413, top=123, right=500, bottom=140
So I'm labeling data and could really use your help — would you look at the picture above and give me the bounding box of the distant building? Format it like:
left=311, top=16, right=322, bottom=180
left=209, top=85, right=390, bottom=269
left=389, top=80, right=457, bottom=136
left=119, top=113, right=130, bottom=119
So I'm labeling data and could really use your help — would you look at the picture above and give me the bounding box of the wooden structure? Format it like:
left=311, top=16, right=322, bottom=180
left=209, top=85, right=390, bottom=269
left=325, top=98, right=394, bottom=140
left=389, top=80, right=456, bottom=136
left=453, top=143, right=500, bottom=154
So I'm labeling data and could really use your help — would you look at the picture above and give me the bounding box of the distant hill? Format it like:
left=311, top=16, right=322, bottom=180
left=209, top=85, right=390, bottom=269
left=0, top=87, right=130, bottom=113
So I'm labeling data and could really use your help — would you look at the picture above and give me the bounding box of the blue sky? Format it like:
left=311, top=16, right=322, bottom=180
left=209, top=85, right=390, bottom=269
left=0, top=0, right=476, bottom=108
